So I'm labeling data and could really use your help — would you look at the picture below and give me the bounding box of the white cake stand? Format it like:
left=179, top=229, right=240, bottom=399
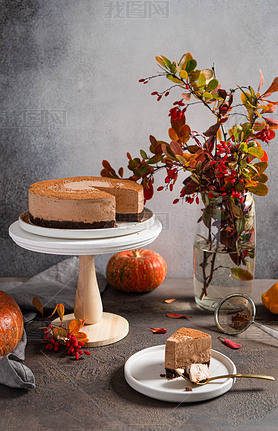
left=9, top=215, right=162, bottom=347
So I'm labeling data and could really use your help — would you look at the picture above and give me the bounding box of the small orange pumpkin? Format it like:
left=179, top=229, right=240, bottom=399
left=106, top=249, right=167, bottom=292
left=0, top=291, right=24, bottom=356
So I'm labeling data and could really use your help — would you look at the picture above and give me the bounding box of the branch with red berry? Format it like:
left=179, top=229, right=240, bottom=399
left=101, top=52, right=277, bottom=205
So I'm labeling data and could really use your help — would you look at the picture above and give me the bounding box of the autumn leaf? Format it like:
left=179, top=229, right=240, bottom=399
left=164, top=298, right=176, bottom=304
left=68, top=319, right=86, bottom=335
left=150, top=328, right=167, bottom=334
left=263, top=77, right=278, bottom=97
left=33, top=297, right=43, bottom=317
left=166, top=313, right=192, bottom=319
left=231, top=268, right=254, bottom=281
left=170, top=140, right=183, bottom=156
left=75, top=331, right=89, bottom=343
left=53, top=327, right=67, bottom=340
left=48, top=304, right=65, bottom=321
left=258, top=69, right=264, bottom=93
left=218, top=337, right=242, bottom=349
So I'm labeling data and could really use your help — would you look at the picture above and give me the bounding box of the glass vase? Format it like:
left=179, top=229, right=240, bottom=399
left=193, top=192, right=255, bottom=311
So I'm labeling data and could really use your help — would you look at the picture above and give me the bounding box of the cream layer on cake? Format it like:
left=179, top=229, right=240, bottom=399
left=165, top=328, right=211, bottom=370
left=28, top=176, right=144, bottom=229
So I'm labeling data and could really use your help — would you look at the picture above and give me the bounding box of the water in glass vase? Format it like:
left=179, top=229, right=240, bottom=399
left=194, top=239, right=255, bottom=311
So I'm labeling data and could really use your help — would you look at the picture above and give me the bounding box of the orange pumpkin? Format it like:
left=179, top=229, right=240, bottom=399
left=0, top=291, right=24, bottom=356
left=106, top=249, right=167, bottom=292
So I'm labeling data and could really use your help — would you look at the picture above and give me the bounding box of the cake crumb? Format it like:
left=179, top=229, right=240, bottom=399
left=185, top=386, right=193, bottom=391
left=160, top=373, right=166, bottom=378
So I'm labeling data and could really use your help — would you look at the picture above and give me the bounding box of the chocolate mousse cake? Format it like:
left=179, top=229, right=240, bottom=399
left=28, top=176, right=144, bottom=229
left=165, top=328, right=211, bottom=382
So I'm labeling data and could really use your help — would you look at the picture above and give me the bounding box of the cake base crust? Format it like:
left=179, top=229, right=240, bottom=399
left=29, top=215, right=116, bottom=229
left=116, top=210, right=144, bottom=222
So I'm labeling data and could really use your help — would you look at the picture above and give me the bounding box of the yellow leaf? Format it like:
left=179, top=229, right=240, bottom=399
left=179, top=70, right=188, bottom=79
left=217, top=127, right=222, bottom=142
left=32, top=297, right=43, bottom=317
left=57, top=304, right=65, bottom=323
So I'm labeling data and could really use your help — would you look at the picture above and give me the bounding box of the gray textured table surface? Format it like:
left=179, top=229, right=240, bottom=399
left=0, top=278, right=278, bottom=431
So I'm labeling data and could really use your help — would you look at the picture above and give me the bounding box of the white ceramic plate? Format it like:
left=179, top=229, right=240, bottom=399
left=124, top=346, right=236, bottom=403
left=18, top=208, right=154, bottom=239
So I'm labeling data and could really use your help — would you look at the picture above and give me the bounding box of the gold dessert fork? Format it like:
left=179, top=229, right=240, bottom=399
left=175, top=369, right=275, bottom=386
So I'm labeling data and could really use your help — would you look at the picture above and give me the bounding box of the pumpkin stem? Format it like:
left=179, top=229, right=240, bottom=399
left=132, top=249, right=141, bottom=258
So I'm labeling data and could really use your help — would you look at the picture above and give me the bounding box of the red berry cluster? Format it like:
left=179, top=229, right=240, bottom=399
left=66, top=334, right=91, bottom=360
left=254, top=126, right=273, bottom=143
left=169, top=100, right=186, bottom=121
left=43, top=324, right=91, bottom=360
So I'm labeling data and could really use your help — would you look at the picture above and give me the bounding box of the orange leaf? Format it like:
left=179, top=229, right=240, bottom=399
left=68, top=319, right=86, bottom=335
left=263, top=77, right=278, bottom=97
left=57, top=304, right=65, bottom=323
left=164, top=298, right=176, bottom=304
left=32, top=297, right=43, bottom=317
left=261, top=151, right=268, bottom=162
left=75, top=331, right=89, bottom=343
left=258, top=69, right=264, bottom=93
left=150, top=328, right=167, bottom=334
left=166, top=313, right=192, bottom=319
left=48, top=304, right=58, bottom=318
left=168, top=128, right=179, bottom=141
left=264, top=117, right=278, bottom=129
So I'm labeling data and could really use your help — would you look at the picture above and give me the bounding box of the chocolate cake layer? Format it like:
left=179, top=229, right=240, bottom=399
left=29, top=215, right=116, bottom=229
left=116, top=210, right=144, bottom=222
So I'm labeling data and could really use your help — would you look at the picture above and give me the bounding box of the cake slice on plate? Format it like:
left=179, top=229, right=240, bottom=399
left=165, top=327, right=211, bottom=383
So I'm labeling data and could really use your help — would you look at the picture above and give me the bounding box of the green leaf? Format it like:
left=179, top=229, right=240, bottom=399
left=239, top=142, right=248, bottom=152
left=176, top=154, right=186, bottom=165
left=166, top=74, right=183, bottom=84
left=140, top=149, right=147, bottom=159
left=199, top=73, right=206, bottom=88
left=161, top=55, right=172, bottom=68
left=231, top=268, right=254, bottom=281
left=202, top=207, right=212, bottom=228
left=203, top=92, right=213, bottom=99
left=186, top=59, right=197, bottom=73
left=236, top=217, right=245, bottom=234
left=206, top=78, right=219, bottom=92
left=246, top=182, right=269, bottom=196
left=247, top=147, right=264, bottom=159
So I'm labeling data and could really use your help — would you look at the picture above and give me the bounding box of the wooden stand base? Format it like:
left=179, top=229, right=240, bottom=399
left=52, top=312, right=129, bottom=347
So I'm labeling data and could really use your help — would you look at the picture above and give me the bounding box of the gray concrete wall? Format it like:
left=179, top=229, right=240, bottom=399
left=1, top=0, right=278, bottom=278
